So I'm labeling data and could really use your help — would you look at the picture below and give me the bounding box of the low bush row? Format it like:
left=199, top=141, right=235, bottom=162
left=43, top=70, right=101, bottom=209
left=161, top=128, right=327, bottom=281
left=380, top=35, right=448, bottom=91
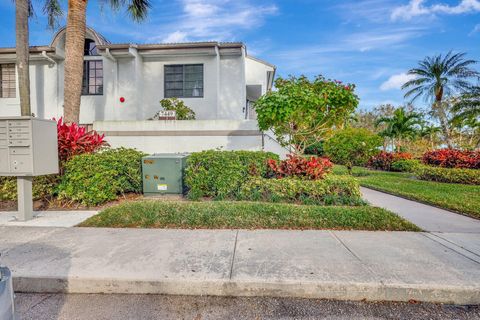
left=0, top=148, right=145, bottom=206
left=238, top=176, right=363, bottom=205
left=184, top=150, right=363, bottom=205
left=414, top=166, right=480, bottom=185
left=422, top=149, right=480, bottom=169
left=367, top=152, right=413, bottom=171
left=184, top=150, right=279, bottom=200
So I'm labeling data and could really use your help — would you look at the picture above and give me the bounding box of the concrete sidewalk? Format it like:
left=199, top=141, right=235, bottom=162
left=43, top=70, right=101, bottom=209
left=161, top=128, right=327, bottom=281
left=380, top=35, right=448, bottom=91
left=1, top=226, right=479, bottom=304
left=361, top=187, right=480, bottom=233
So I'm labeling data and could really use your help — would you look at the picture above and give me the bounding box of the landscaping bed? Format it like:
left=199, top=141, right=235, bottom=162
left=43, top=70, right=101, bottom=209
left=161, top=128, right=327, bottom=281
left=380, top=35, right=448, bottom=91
left=333, top=166, right=480, bottom=218
left=79, top=200, right=420, bottom=231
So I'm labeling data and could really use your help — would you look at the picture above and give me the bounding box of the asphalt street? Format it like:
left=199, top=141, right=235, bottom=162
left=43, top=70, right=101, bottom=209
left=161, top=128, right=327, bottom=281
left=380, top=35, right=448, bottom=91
left=15, top=293, right=480, bottom=320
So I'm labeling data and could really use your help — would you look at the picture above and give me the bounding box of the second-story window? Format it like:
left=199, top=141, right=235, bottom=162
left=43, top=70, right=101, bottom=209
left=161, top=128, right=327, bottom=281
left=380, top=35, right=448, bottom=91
left=165, top=64, right=203, bottom=98
left=82, top=60, right=103, bottom=95
left=0, top=64, right=16, bottom=98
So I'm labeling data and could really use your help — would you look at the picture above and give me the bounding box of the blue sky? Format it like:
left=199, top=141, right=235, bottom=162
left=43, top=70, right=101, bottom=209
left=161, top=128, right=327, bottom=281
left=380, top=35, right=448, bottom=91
left=1, top=0, right=479, bottom=110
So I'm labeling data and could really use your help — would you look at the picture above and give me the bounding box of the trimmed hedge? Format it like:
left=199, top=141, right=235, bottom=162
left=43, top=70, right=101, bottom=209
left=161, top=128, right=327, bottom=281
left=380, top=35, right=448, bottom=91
left=414, top=166, right=480, bottom=185
left=0, top=175, right=59, bottom=201
left=237, top=175, right=363, bottom=205
left=57, top=148, right=145, bottom=206
left=185, top=150, right=279, bottom=200
left=391, top=159, right=421, bottom=173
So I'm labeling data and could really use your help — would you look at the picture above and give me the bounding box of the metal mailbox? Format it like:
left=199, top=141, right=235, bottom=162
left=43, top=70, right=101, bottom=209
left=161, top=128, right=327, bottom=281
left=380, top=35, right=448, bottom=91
left=0, top=117, right=59, bottom=176
left=142, top=154, right=189, bottom=195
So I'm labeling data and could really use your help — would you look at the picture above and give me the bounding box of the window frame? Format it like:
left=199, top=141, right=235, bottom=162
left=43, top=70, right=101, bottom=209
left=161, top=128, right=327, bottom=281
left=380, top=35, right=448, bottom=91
left=164, top=64, right=204, bottom=98
left=81, top=60, right=103, bottom=96
left=0, top=63, right=16, bottom=99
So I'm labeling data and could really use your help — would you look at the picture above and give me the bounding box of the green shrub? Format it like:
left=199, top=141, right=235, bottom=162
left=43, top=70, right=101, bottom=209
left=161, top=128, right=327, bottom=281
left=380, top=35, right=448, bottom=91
left=184, top=150, right=279, bottom=200
left=0, top=175, right=59, bottom=201
left=57, top=148, right=145, bottom=206
left=414, top=166, right=480, bottom=185
left=391, top=159, right=421, bottom=172
left=323, top=128, right=382, bottom=173
left=237, top=175, right=364, bottom=205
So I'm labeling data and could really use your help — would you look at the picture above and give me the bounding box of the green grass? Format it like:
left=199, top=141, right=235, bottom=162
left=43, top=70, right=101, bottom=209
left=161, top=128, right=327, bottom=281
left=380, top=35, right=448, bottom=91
left=79, top=200, right=419, bottom=231
left=333, top=166, right=480, bottom=218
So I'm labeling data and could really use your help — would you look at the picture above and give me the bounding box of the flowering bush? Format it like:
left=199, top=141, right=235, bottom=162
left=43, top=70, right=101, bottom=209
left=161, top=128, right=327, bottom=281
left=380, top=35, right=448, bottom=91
left=422, top=149, right=480, bottom=169
left=367, top=152, right=413, bottom=171
left=414, top=166, right=480, bottom=185
left=56, top=118, right=108, bottom=163
left=267, top=154, right=333, bottom=180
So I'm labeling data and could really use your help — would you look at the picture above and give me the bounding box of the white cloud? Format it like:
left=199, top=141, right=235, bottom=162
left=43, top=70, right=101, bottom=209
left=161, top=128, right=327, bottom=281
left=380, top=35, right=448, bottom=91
left=163, top=31, right=188, bottom=42
left=158, top=0, right=278, bottom=42
left=380, top=73, right=416, bottom=91
left=469, top=23, right=480, bottom=35
left=391, top=0, right=480, bottom=21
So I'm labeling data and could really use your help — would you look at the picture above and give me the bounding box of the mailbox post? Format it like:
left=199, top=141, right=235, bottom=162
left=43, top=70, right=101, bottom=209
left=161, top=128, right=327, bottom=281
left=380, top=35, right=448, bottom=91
left=0, top=117, right=59, bottom=221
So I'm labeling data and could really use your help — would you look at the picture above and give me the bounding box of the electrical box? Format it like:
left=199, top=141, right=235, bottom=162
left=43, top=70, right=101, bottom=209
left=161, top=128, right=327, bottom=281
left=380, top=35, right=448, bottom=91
left=142, top=154, right=189, bottom=195
left=0, top=117, right=59, bottom=177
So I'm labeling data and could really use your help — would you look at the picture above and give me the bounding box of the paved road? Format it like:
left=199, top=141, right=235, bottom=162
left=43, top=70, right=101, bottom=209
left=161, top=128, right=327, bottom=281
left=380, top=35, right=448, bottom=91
left=15, top=293, right=480, bottom=320
left=361, top=187, right=480, bottom=233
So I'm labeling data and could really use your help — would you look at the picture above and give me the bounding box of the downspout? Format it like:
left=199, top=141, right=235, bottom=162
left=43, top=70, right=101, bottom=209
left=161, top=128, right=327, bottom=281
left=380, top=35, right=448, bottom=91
left=42, top=51, right=58, bottom=117
left=105, top=48, right=119, bottom=113
left=215, top=45, right=220, bottom=119
left=41, top=51, right=56, bottom=65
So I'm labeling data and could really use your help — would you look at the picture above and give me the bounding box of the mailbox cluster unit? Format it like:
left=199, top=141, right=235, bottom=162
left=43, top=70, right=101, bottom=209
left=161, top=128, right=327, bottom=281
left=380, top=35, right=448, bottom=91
left=0, top=117, right=59, bottom=176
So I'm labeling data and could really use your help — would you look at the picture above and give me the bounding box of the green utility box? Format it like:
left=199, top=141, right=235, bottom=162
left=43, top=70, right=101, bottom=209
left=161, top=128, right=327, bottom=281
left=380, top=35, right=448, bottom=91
left=142, top=154, right=189, bottom=195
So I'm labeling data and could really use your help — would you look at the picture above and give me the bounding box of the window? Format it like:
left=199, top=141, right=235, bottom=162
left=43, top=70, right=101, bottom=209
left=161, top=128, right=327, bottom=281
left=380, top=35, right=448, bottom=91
left=84, top=39, right=98, bottom=56
left=82, top=60, right=103, bottom=95
left=165, top=64, right=203, bottom=98
left=0, top=64, right=16, bottom=98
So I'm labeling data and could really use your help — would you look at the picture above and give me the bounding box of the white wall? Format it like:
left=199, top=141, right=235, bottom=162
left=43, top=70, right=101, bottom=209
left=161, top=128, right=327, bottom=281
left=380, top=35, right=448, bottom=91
left=245, top=56, right=275, bottom=95
left=218, top=56, right=246, bottom=119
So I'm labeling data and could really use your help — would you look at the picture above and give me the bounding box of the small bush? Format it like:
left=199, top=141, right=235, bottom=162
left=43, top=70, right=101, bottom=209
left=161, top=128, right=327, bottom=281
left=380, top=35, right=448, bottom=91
left=367, top=152, right=413, bottom=171
left=238, top=175, right=363, bottom=205
left=323, top=128, right=382, bottom=173
left=267, top=154, right=332, bottom=180
left=56, top=117, right=108, bottom=163
left=391, top=159, right=421, bottom=172
left=57, top=148, right=145, bottom=206
left=414, top=166, right=480, bottom=185
left=150, top=98, right=196, bottom=120
left=184, top=150, right=279, bottom=200
left=0, top=175, right=60, bottom=201
left=422, top=149, right=480, bottom=169
left=303, top=141, right=324, bottom=156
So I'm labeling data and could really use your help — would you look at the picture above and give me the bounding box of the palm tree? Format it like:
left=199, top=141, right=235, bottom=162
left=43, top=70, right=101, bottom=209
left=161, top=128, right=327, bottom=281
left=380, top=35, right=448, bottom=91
left=451, top=86, right=480, bottom=125
left=375, top=108, right=422, bottom=151
left=419, top=124, right=441, bottom=149
left=28, top=0, right=151, bottom=123
left=402, top=51, right=480, bottom=148
left=15, top=0, right=33, bottom=116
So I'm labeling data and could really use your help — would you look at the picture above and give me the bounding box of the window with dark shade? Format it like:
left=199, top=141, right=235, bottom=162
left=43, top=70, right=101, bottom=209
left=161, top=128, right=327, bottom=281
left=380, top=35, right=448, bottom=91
left=84, top=39, right=98, bottom=56
left=0, top=64, right=16, bottom=98
left=165, top=64, right=203, bottom=98
left=82, top=60, right=103, bottom=95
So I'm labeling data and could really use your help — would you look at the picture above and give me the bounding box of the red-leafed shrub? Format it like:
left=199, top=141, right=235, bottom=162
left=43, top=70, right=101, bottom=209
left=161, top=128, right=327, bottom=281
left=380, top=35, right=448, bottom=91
left=367, top=152, right=413, bottom=171
left=267, top=154, right=333, bottom=180
left=422, top=149, right=480, bottom=169
left=56, top=118, right=108, bottom=163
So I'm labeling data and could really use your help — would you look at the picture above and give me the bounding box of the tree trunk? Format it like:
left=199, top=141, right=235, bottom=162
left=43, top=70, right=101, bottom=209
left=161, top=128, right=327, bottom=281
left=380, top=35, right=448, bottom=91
left=63, top=0, right=88, bottom=124
left=433, top=101, right=453, bottom=148
left=16, top=0, right=30, bottom=116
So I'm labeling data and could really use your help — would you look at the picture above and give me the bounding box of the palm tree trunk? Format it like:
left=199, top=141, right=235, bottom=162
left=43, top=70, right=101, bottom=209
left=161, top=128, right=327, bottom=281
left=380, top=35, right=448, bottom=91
left=16, top=0, right=30, bottom=116
left=433, top=101, right=453, bottom=148
left=63, top=0, right=88, bottom=124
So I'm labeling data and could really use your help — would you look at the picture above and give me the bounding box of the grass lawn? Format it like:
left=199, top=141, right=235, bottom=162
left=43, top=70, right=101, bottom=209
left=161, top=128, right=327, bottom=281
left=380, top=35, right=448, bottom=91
left=333, top=166, right=480, bottom=218
left=79, top=200, right=420, bottom=231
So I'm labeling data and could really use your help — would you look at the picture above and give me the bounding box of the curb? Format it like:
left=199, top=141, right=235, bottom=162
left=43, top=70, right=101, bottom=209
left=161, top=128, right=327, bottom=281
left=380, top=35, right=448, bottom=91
left=13, top=276, right=480, bottom=305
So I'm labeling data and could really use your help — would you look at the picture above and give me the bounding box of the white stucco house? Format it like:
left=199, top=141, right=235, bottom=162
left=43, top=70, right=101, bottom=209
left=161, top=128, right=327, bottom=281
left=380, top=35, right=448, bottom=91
left=0, top=27, right=287, bottom=156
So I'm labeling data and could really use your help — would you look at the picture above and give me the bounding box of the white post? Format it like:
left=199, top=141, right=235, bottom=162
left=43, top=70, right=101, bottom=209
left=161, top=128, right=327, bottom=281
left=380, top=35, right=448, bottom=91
left=17, top=176, right=33, bottom=221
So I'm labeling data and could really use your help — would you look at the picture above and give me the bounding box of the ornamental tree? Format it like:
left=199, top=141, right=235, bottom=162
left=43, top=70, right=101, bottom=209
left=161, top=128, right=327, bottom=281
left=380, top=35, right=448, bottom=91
left=254, top=75, right=359, bottom=154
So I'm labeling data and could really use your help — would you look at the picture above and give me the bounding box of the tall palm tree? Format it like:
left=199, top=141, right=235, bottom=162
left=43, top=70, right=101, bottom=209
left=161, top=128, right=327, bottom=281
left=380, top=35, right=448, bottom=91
left=402, top=51, right=479, bottom=148
left=28, top=0, right=151, bottom=123
left=451, top=86, right=480, bottom=125
left=375, top=107, right=422, bottom=151
left=15, top=0, right=33, bottom=116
